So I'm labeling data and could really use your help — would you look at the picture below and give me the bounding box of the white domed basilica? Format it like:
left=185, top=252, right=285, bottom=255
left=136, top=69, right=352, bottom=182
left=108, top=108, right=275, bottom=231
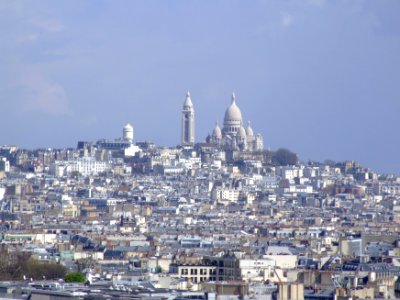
left=208, top=93, right=263, bottom=151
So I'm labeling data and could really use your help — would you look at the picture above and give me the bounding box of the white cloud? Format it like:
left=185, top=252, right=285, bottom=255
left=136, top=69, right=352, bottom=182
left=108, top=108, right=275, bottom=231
left=281, top=13, right=294, bottom=27
left=21, top=75, right=71, bottom=116
left=15, top=18, right=64, bottom=45
left=15, top=18, right=64, bottom=43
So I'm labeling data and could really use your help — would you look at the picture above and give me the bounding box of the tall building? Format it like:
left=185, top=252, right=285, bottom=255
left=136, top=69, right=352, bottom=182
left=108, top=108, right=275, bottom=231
left=181, top=91, right=195, bottom=146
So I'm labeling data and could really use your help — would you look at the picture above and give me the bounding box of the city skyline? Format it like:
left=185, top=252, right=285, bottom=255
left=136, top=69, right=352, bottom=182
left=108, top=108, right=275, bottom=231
left=1, top=2, right=400, bottom=296
left=1, top=1, right=400, bottom=174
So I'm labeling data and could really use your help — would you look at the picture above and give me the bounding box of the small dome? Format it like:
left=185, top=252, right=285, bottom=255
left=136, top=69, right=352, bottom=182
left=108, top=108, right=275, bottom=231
left=123, top=123, right=134, bottom=142
left=183, top=91, right=193, bottom=109
left=124, top=123, right=133, bottom=130
left=212, top=122, right=222, bottom=139
left=239, top=126, right=247, bottom=138
left=224, top=93, right=242, bottom=125
left=246, top=121, right=254, bottom=137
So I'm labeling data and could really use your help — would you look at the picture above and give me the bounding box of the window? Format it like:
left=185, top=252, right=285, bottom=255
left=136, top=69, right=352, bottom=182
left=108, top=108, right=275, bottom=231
left=190, top=269, right=198, bottom=275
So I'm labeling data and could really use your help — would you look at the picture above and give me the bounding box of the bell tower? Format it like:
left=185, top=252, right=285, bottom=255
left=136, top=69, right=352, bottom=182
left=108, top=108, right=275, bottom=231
left=181, top=91, right=195, bottom=146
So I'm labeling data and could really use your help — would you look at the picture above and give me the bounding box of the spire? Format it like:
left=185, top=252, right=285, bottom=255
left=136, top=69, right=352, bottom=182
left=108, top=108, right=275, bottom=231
left=231, top=92, right=236, bottom=103
left=183, top=91, right=193, bottom=109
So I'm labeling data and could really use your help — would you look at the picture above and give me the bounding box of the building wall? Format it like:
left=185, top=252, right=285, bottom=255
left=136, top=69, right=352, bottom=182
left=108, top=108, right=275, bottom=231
left=278, top=283, right=304, bottom=300
left=176, top=265, right=217, bottom=283
left=264, top=255, right=297, bottom=269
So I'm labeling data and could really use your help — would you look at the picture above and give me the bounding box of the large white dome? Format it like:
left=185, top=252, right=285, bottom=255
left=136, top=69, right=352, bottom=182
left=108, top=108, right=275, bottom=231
left=224, top=93, right=242, bottom=126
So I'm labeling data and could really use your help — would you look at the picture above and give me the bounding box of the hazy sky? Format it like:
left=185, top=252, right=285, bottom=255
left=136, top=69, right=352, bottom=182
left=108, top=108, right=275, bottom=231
left=0, top=0, right=399, bottom=174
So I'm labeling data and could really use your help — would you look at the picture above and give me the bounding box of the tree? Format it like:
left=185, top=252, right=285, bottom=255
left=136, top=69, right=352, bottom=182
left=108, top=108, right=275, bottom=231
left=0, top=249, right=30, bottom=280
left=65, top=272, right=86, bottom=283
left=272, top=148, right=298, bottom=166
left=0, top=248, right=66, bottom=280
left=25, top=259, right=67, bottom=279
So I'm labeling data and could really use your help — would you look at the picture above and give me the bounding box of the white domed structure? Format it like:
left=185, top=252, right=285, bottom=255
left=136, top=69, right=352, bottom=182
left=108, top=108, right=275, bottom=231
left=246, top=121, right=254, bottom=137
left=123, top=123, right=134, bottom=143
left=206, top=92, right=264, bottom=152
left=223, top=93, right=243, bottom=135
left=212, top=122, right=222, bottom=140
left=239, top=126, right=247, bottom=139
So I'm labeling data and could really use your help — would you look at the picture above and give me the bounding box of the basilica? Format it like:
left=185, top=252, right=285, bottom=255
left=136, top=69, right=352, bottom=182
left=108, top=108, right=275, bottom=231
left=181, top=92, right=263, bottom=152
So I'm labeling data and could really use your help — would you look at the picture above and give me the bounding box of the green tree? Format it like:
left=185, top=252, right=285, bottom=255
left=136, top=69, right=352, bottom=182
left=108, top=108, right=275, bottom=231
left=65, top=272, right=86, bottom=283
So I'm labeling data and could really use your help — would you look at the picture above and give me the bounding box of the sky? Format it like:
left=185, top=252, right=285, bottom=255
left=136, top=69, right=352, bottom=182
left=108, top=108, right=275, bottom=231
left=0, top=0, right=399, bottom=174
